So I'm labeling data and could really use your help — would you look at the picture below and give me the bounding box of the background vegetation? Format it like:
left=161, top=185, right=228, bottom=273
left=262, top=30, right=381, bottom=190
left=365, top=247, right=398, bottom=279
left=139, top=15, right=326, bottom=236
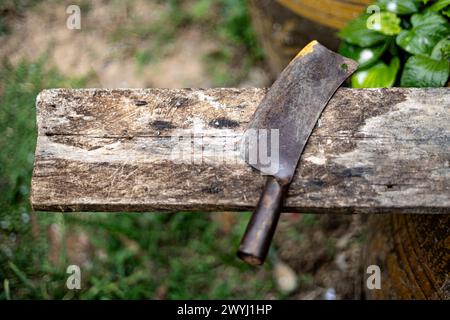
left=339, top=0, right=450, bottom=88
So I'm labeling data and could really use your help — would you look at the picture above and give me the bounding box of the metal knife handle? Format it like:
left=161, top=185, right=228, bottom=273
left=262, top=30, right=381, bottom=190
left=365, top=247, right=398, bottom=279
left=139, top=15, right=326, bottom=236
left=237, top=176, right=288, bottom=266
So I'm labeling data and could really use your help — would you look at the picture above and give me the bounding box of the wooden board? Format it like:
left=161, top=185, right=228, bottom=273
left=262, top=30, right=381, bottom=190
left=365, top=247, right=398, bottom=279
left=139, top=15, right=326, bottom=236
left=31, top=88, right=450, bottom=213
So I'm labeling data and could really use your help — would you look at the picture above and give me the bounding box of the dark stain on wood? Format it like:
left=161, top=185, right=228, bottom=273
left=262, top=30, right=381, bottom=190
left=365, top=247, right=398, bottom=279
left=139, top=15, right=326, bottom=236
left=341, top=167, right=369, bottom=178
left=168, top=96, right=191, bottom=108
left=201, top=183, right=223, bottom=194
left=208, top=117, right=240, bottom=129
left=151, top=120, right=175, bottom=131
left=134, top=100, right=148, bottom=106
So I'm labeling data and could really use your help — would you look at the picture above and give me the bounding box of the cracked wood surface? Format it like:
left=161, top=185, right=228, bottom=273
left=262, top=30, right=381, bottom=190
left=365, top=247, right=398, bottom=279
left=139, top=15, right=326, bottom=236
left=31, top=88, right=450, bottom=213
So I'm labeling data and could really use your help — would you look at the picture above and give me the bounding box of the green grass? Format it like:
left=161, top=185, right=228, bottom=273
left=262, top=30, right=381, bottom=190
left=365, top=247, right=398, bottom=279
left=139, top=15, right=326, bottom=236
left=0, top=58, right=82, bottom=299
left=199, top=0, right=265, bottom=86
left=0, top=57, right=276, bottom=299
left=110, top=0, right=264, bottom=86
left=216, top=0, right=263, bottom=61
left=111, top=0, right=190, bottom=64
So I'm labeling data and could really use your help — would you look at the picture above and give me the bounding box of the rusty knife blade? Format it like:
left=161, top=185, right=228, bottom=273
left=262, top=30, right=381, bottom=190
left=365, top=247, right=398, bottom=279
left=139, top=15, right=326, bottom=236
left=240, top=41, right=358, bottom=184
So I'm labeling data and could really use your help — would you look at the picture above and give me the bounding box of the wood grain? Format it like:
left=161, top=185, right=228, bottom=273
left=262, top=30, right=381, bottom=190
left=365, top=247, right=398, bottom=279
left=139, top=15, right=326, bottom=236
left=31, top=88, right=450, bottom=213
left=364, top=214, right=450, bottom=299
left=277, top=0, right=370, bottom=30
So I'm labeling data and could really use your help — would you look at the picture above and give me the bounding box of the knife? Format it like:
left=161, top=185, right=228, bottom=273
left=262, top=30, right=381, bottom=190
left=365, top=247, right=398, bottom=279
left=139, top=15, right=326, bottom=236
left=238, top=41, right=358, bottom=265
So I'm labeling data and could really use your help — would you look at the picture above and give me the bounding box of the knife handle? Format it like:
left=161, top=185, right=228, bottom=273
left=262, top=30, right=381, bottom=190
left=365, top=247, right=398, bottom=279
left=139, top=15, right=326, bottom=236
left=237, top=176, right=288, bottom=266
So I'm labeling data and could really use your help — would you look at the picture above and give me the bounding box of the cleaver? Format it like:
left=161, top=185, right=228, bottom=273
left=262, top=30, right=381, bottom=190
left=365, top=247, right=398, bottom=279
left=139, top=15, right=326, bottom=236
left=238, top=41, right=358, bottom=265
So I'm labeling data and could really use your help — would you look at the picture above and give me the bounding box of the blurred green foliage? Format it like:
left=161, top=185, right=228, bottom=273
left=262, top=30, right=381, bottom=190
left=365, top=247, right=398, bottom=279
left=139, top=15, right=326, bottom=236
left=0, top=58, right=80, bottom=299
left=207, top=0, right=265, bottom=85
left=0, top=0, right=39, bottom=35
left=109, top=0, right=263, bottom=85
left=339, top=0, right=450, bottom=88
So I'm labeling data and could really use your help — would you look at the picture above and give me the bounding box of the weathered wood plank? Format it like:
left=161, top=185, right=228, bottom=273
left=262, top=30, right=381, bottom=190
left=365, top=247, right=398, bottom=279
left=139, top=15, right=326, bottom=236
left=31, top=88, right=450, bottom=213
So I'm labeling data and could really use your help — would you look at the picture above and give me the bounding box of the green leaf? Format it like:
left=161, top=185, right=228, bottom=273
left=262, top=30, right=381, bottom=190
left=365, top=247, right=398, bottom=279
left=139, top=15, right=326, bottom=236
left=339, top=41, right=389, bottom=69
left=351, top=57, right=400, bottom=88
left=401, top=55, right=449, bottom=87
left=428, top=0, right=450, bottom=12
left=428, top=0, right=450, bottom=18
left=396, top=11, right=450, bottom=56
left=368, top=12, right=402, bottom=35
left=443, top=7, right=450, bottom=18
left=376, top=0, right=421, bottom=15
left=339, top=14, right=389, bottom=47
left=431, top=38, right=450, bottom=60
